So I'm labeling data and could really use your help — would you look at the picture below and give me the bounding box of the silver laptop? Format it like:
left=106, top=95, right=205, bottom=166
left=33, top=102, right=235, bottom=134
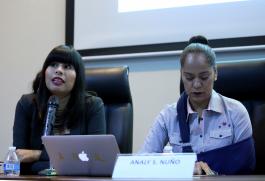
left=42, top=135, right=120, bottom=176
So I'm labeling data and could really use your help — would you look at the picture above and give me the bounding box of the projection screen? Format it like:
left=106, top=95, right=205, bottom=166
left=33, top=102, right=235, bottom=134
left=66, top=0, right=265, bottom=56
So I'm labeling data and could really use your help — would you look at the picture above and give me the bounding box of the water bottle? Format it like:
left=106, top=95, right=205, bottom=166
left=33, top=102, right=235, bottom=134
left=3, top=146, right=20, bottom=176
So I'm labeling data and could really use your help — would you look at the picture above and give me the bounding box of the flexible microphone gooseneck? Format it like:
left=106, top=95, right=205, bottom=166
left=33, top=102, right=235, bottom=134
left=43, top=95, right=59, bottom=136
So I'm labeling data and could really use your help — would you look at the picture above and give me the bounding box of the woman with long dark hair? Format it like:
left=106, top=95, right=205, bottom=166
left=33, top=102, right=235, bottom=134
left=13, top=45, right=106, bottom=174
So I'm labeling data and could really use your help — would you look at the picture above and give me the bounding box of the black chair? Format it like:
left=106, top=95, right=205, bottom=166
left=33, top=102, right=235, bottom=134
left=85, top=66, right=133, bottom=153
left=180, top=60, right=265, bottom=174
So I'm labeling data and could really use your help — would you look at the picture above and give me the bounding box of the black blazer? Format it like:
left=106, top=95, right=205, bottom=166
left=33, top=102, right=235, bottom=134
left=13, top=93, right=106, bottom=174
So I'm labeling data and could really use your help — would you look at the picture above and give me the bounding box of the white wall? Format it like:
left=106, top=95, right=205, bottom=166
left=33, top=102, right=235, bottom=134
left=0, top=0, right=65, bottom=159
left=130, top=69, right=180, bottom=151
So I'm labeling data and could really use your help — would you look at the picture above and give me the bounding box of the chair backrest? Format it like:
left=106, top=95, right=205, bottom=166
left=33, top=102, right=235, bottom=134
left=85, top=66, right=133, bottom=153
left=180, top=60, right=265, bottom=174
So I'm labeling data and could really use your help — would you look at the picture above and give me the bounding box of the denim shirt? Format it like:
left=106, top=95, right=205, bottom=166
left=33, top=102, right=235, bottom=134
left=140, top=90, right=252, bottom=154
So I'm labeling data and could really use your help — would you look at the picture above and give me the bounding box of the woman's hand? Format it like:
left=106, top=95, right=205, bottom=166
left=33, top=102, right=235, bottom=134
left=194, top=161, right=216, bottom=175
left=16, top=149, right=41, bottom=163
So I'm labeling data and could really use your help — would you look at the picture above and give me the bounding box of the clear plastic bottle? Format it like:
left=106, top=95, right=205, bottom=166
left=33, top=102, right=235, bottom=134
left=3, top=146, right=20, bottom=176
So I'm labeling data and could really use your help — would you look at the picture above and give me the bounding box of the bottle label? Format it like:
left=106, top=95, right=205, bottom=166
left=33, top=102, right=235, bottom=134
left=3, top=163, right=20, bottom=171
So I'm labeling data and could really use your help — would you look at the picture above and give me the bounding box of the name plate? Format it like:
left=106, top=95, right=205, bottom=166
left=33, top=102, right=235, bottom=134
left=112, top=153, right=196, bottom=179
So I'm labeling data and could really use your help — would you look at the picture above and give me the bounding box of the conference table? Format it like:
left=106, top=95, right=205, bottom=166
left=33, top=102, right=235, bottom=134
left=0, top=175, right=265, bottom=181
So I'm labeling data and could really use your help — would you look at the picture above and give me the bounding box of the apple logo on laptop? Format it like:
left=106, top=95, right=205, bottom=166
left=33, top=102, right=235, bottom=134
left=78, top=151, right=89, bottom=161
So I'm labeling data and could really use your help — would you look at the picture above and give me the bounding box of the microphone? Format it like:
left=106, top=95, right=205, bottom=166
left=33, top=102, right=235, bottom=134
left=43, top=95, right=59, bottom=136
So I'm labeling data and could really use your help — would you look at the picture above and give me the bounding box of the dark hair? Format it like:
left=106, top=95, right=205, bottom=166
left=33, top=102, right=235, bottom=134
left=36, top=45, right=86, bottom=126
left=188, top=35, right=209, bottom=45
left=32, top=71, right=42, bottom=93
left=180, top=43, right=216, bottom=70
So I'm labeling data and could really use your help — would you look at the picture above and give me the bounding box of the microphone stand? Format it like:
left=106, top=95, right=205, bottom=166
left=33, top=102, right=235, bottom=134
left=39, top=96, right=59, bottom=176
